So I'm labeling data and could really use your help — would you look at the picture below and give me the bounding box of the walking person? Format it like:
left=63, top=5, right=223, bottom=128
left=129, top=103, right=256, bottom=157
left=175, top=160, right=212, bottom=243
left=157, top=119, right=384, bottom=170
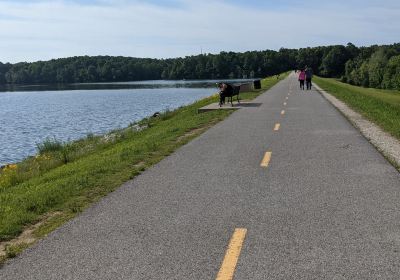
left=298, top=69, right=305, bottom=90
left=217, top=82, right=233, bottom=107
left=217, top=83, right=226, bottom=106
left=305, top=66, right=313, bottom=90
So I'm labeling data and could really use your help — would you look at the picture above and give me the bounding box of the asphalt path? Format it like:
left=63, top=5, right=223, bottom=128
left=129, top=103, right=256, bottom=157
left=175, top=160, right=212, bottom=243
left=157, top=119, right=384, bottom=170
left=1, top=73, right=400, bottom=279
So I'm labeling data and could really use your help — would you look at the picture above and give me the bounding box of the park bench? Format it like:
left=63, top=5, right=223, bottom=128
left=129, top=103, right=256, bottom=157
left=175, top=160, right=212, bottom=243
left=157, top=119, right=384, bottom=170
left=221, top=84, right=241, bottom=107
left=219, top=80, right=260, bottom=107
left=219, top=83, right=240, bottom=107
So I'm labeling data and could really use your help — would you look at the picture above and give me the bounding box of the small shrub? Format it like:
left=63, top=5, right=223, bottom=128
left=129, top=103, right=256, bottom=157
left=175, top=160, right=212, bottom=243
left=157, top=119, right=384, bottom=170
left=160, top=108, right=175, bottom=121
left=36, top=138, right=64, bottom=154
left=61, top=144, right=72, bottom=164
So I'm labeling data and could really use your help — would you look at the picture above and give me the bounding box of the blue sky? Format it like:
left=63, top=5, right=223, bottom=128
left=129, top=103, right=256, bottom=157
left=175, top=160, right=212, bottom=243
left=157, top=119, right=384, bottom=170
left=0, top=0, right=399, bottom=63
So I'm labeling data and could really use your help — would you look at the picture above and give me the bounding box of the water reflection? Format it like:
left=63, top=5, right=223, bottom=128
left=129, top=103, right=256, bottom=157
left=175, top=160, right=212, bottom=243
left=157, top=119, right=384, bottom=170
left=0, top=79, right=256, bottom=92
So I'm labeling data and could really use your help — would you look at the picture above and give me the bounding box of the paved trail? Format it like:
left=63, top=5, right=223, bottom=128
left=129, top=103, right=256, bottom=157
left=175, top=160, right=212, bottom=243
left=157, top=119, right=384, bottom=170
left=2, top=74, right=400, bottom=279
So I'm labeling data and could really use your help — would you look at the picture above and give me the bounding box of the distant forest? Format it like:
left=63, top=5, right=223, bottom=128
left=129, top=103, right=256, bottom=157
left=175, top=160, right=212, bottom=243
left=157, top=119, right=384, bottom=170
left=0, top=43, right=399, bottom=90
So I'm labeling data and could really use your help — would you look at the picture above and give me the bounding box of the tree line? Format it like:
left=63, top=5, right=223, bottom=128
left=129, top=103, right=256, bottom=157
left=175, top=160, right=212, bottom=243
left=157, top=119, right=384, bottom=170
left=0, top=42, right=399, bottom=90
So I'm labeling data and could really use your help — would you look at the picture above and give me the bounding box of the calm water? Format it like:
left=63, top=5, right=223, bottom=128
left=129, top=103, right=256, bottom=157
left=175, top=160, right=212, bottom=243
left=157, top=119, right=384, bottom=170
left=0, top=79, right=251, bottom=165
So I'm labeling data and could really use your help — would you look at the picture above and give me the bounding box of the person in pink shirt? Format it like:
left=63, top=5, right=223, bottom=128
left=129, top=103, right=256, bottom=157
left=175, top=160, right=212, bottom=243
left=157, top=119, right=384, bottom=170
left=298, top=69, right=306, bottom=90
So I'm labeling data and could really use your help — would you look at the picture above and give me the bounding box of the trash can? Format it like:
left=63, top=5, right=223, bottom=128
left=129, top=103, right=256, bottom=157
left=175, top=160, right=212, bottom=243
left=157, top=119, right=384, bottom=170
left=254, top=80, right=261, bottom=89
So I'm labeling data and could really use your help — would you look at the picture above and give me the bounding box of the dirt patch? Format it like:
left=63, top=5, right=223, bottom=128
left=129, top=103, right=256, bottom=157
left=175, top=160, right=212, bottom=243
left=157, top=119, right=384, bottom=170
left=176, top=126, right=210, bottom=143
left=132, top=161, right=145, bottom=168
left=0, top=212, right=62, bottom=258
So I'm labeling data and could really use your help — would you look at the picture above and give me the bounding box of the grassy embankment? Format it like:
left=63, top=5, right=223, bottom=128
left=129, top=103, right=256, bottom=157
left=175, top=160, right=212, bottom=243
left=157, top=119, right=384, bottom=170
left=0, top=73, right=288, bottom=262
left=314, top=77, right=400, bottom=141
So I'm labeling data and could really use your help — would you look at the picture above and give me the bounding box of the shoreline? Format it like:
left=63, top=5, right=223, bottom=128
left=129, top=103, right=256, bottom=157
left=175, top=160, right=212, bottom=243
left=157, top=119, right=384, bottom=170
left=0, top=79, right=262, bottom=166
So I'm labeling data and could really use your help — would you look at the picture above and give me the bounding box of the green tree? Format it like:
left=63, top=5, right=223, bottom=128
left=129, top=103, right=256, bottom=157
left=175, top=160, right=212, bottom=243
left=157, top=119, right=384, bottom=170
left=382, top=55, right=400, bottom=90
left=320, top=45, right=350, bottom=77
left=1, top=43, right=399, bottom=90
left=368, top=48, right=388, bottom=88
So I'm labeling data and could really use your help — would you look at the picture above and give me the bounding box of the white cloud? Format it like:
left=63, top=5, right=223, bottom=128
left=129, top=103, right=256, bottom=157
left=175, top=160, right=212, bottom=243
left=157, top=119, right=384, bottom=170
left=0, top=0, right=399, bottom=63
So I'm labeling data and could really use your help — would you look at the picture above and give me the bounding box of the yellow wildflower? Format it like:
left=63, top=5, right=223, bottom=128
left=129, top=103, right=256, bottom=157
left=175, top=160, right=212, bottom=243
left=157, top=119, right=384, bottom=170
left=9, top=164, right=17, bottom=169
left=3, top=164, right=17, bottom=171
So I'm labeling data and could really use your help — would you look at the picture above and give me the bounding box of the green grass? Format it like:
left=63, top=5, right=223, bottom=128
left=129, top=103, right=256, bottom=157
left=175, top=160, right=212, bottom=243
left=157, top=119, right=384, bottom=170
left=314, top=77, right=400, bottom=140
left=0, top=73, right=288, bottom=248
left=4, top=243, right=31, bottom=259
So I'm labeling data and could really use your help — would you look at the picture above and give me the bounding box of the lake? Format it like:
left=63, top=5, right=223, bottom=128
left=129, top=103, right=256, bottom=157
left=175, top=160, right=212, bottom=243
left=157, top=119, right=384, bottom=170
left=0, top=79, right=251, bottom=165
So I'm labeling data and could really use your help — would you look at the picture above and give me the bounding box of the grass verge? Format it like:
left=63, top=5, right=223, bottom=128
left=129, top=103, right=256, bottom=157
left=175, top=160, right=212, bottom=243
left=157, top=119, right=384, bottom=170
left=314, top=77, right=400, bottom=140
left=0, top=73, right=288, bottom=264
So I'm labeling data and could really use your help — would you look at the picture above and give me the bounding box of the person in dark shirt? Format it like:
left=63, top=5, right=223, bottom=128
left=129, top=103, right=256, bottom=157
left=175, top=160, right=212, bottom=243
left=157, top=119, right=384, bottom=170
left=305, top=67, right=313, bottom=90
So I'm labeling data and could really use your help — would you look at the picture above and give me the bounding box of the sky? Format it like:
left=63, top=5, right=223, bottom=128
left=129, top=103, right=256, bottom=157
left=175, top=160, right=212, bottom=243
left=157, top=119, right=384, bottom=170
left=0, top=0, right=399, bottom=63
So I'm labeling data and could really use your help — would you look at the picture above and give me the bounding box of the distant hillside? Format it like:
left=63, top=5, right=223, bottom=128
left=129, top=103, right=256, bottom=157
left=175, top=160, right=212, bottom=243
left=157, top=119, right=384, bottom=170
left=0, top=43, right=399, bottom=90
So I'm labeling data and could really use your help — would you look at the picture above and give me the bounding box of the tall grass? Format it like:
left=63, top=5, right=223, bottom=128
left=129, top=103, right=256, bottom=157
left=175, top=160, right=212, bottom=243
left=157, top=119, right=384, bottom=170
left=36, top=138, right=64, bottom=154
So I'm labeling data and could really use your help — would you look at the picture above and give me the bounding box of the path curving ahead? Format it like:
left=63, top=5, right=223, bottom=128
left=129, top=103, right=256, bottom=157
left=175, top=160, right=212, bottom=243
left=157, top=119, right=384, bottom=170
left=1, top=73, right=400, bottom=279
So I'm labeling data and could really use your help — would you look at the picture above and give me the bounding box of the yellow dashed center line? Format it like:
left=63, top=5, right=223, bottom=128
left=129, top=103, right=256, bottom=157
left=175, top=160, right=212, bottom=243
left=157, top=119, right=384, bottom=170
left=281, top=110, right=285, bottom=115
left=260, top=151, right=272, bottom=167
left=274, top=123, right=280, bottom=131
left=216, top=228, right=247, bottom=280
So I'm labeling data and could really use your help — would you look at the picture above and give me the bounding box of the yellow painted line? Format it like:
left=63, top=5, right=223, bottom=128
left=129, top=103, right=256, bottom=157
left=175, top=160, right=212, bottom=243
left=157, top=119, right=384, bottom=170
left=216, top=228, right=247, bottom=280
left=274, top=123, right=280, bottom=131
left=281, top=110, right=285, bottom=115
left=260, top=151, right=272, bottom=167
